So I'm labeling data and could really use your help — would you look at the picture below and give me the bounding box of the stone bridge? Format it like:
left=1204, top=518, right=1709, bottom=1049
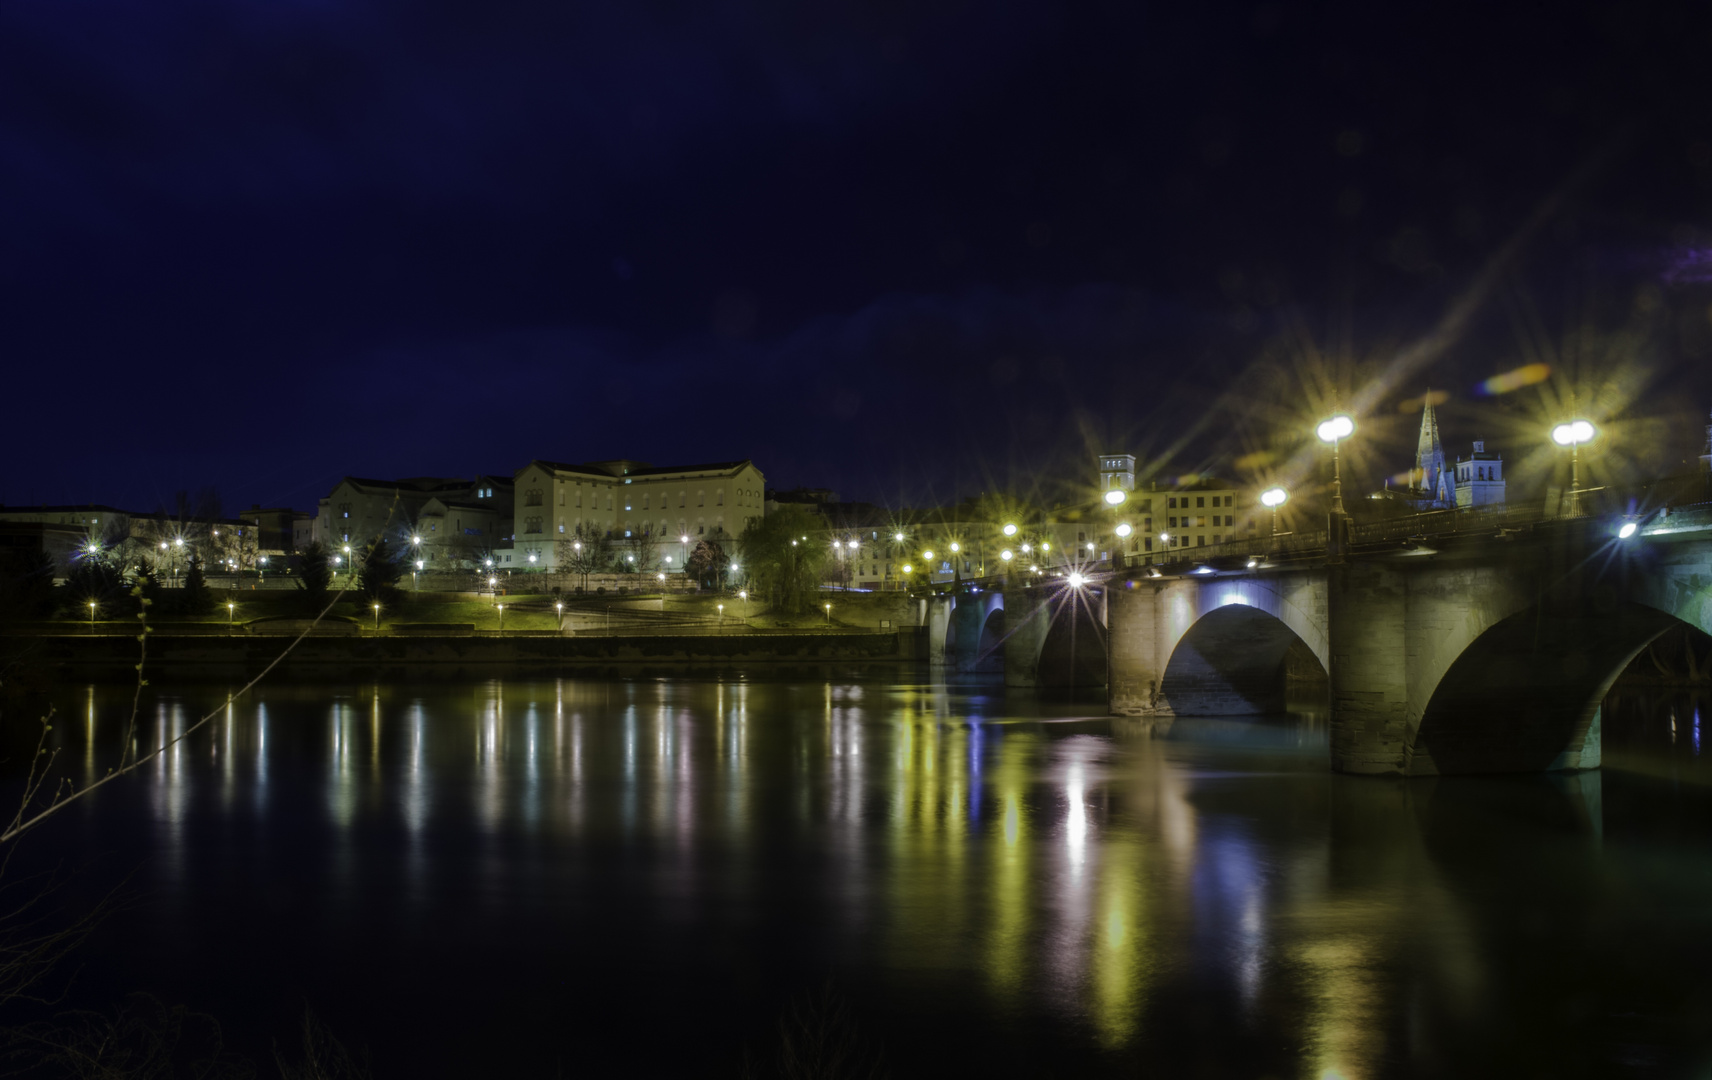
left=925, top=505, right=1712, bottom=776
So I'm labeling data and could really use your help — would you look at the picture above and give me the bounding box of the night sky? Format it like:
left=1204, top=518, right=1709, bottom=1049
left=4, top=1, right=1710, bottom=515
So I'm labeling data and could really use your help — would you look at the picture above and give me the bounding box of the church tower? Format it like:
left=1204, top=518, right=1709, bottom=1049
left=1415, top=395, right=1452, bottom=508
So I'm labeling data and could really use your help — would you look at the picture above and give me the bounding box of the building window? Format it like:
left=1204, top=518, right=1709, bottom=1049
left=1196, top=496, right=1205, bottom=508
left=1196, top=535, right=1205, bottom=546
left=1168, top=497, right=1177, bottom=508
left=525, top=489, right=543, bottom=507
left=524, top=516, right=543, bottom=534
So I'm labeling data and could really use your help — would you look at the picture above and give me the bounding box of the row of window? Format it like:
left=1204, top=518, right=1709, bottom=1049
left=1166, top=494, right=1234, bottom=509
left=1169, top=515, right=1234, bottom=528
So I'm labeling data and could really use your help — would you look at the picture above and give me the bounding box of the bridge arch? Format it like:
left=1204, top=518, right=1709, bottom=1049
left=936, top=589, right=1007, bottom=673
left=1034, top=586, right=1108, bottom=689
left=1160, top=602, right=1328, bottom=715
left=1400, top=547, right=1712, bottom=775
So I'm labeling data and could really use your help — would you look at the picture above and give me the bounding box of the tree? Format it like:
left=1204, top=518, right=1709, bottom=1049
left=557, top=523, right=611, bottom=592
left=357, top=542, right=404, bottom=606
left=738, top=506, right=830, bottom=613
left=685, top=539, right=728, bottom=589
left=297, top=542, right=332, bottom=611
left=617, top=531, right=659, bottom=578
left=179, top=555, right=215, bottom=615
left=61, top=554, right=129, bottom=617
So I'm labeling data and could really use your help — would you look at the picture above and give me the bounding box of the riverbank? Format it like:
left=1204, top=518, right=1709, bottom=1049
left=0, top=627, right=924, bottom=683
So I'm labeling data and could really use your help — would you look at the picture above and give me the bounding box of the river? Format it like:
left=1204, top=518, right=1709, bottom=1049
left=2, top=678, right=1709, bottom=1077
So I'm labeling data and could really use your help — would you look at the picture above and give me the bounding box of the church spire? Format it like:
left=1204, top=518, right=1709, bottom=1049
left=1415, top=392, right=1450, bottom=507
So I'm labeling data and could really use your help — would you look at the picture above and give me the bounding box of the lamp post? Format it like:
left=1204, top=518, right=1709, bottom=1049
left=1260, top=487, right=1288, bottom=554
left=496, top=603, right=504, bottom=632
left=1551, top=419, right=1596, bottom=517
left=88, top=601, right=97, bottom=631
left=414, top=559, right=424, bottom=591
left=738, top=590, right=748, bottom=621
left=717, top=602, right=724, bottom=632
left=824, top=602, right=831, bottom=625
left=1316, top=414, right=1355, bottom=561
left=372, top=603, right=380, bottom=631
left=227, top=601, right=235, bottom=626
left=555, top=601, right=564, bottom=631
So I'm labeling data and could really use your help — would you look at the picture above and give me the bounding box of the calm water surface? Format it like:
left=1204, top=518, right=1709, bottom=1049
left=5, top=679, right=1711, bottom=1077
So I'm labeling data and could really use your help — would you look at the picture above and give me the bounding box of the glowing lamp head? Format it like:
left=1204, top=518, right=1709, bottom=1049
left=949, top=542, right=960, bottom=553
left=1002, top=523, right=1018, bottom=536
left=739, top=591, right=747, bottom=599
left=1041, top=542, right=1050, bottom=552
left=1316, top=415, right=1355, bottom=443
left=1115, top=523, right=1132, bottom=538
left=1618, top=521, right=1638, bottom=539
left=901, top=564, right=912, bottom=574
left=411, top=535, right=420, bottom=545
left=527, top=553, right=537, bottom=563
left=1260, top=487, right=1288, bottom=508
left=893, top=532, right=904, bottom=541
left=922, top=550, right=934, bottom=561
left=1553, top=420, right=1596, bottom=446
left=1000, top=549, right=1013, bottom=561
left=1103, top=489, right=1127, bottom=506
left=416, top=560, right=424, bottom=570
left=174, top=538, right=184, bottom=548
left=680, top=535, right=689, bottom=543
left=1067, top=572, right=1087, bottom=588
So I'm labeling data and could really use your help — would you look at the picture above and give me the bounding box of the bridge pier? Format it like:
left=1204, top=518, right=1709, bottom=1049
left=1108, top=583, right=1171, bottom=716
left=1326, top=565, right=1413, bottom=774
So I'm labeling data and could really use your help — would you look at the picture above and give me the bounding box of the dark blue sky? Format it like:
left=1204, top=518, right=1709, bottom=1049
left=3, top=1, right=1709, bottom=514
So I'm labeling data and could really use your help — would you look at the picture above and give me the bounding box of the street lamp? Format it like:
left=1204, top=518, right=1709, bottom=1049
left=1067, top=572, right=1086, bottom=588
left=738, top=590, right=748, bottom=619
left=227, top=601, right=235, bottom=625
left=414, top=559, right=424, bottom=591
left=88, top=601, right=97, bottom=630
left=823, top=603, right=831, bottom=624
left=717, top=602, right=724, bottom=631
left=496, top=603, right=504, bottom=631
left=555, top=600, right=564, bottom=630
left=1104, top=489, right=1127, bottom=506
left=1316, top=414, right=1355, bottom=561
left=1315, top=415, right=1355, bottom=515
left=1002, top=523, right=1018, bottom=536
left=1551, top=419, right=1596, bottom=517
left=372, top=602, right=380, bottom=630
left=1260, top=486, right=1288, bottom=547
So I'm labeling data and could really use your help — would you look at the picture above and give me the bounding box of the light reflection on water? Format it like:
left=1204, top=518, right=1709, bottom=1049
left=10, top=680, right=1712, bottom=1077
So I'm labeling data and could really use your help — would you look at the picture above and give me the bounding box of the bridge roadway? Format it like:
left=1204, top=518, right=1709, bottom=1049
left=926, top=502, right=1712, bottom=776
